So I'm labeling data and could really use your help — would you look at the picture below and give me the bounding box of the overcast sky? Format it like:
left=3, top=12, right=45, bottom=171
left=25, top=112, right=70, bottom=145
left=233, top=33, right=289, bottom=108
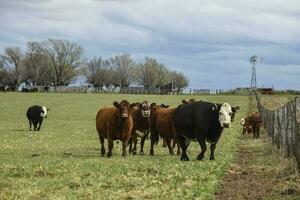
left=1, top=0, right=300, bottom=90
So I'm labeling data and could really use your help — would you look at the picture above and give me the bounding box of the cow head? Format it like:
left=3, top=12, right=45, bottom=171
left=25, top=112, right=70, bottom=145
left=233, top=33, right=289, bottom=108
left=240, top=118, right=247, bottom=134
left=217, top=103, right=232, bottom=128
left=240, top=118, right=245, bottom=126
left=113, top=100, right=131, bottom=118
left=240, top=118, right=253, bottom=134
left=40, top=106, right=49, bottom=118
left=150, top=103, right=169, bottom=112
left=231, top=106, right=240, bottom=122
left=160, top=104, right=169, bottom=108
left=130, top=102, right=140, bottom=108
left=182, top=98, right=196, bottom=104
left=139, top=101, right=151, bottom=118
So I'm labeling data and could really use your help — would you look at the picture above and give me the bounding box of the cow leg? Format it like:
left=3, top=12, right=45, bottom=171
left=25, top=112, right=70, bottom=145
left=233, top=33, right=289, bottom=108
left=150, top=131, right=159, bottom=156
left=177, top=134, right=190, bottom=161
left=139, top=132, right=148, bottom=155
left=28, top=120, right=32, bottom=131
left=171, top=138, right=181, bottom=155
left=128, top=138, right=132, bottom=154
left=166, top=138, right=174, bottom=155
left=122, top=138, right=129, bottom=157
left=196, top=135, right=207, bottom=160
left=209, top=143, right=216, bottom=160
left=176, top=141, right=181, bottom=155
left=33, top=121, right=38, bottom=131
left=107, top=136, right=113, bottom=157
left=37, top=120, right=43, bottom=131
left=162, top=138, right=167, bottom=147
left=150, top=137, right=155, bottom=156
left=99, top=136, right=105, bottom=156
left=257, top=128, right=260, bottom=138
left=171, top=139, right=176, bottom=149
left=132, top=135, right=138, bottom=155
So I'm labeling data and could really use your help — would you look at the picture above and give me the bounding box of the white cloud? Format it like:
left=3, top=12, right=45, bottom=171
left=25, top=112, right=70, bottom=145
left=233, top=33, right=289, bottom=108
left=0, top=0, right=299, bottom=89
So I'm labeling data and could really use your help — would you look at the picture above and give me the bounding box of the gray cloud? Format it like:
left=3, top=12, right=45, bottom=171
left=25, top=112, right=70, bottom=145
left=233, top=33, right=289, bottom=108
left=0, top=0, right=299, bottom=89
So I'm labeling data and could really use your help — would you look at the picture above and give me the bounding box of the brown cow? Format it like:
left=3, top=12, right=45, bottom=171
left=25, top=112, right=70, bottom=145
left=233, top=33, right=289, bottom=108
left=128, top=101, right=152, bottom=155
left=161, top=99, right=195, bottom=148
left=241, top=112, right=262, bottom=138
left=150, top=105, right=180, bottom=156
left=96, top=100, right=133, bottom=157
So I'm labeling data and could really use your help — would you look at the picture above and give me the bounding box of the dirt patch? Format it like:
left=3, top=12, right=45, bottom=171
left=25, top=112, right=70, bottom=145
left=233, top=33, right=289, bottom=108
left=215, top=130, right=300, bottom=200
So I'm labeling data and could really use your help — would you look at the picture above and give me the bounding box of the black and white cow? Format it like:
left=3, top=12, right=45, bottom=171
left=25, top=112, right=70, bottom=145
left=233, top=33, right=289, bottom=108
left=231, top=106, right=240, bottom=122
left=173, top=101, right=232, bottom=161
left=26, top=105, right=49, bottom=131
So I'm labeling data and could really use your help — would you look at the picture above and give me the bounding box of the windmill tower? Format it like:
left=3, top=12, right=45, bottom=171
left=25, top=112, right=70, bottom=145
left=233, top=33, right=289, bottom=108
left=250, top=56, right=263, bottom=88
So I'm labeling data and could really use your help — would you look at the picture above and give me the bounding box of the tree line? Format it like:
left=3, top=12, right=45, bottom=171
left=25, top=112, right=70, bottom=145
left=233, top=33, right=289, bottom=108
left=0, top=38, right=189, bottom=93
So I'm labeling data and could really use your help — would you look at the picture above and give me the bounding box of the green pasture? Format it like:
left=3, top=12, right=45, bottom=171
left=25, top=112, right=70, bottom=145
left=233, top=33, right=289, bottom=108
left=259, top=94, right=299, bottom=110
left=0, top=93, right=249, bottom=199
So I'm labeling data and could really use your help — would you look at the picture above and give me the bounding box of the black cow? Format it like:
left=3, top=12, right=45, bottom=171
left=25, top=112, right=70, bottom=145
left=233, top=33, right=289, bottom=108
left=231, top=106, right=240, bottom=122
left=173, top=101, right=232, bottom=161
left=26, top=105, right=49, bottom=131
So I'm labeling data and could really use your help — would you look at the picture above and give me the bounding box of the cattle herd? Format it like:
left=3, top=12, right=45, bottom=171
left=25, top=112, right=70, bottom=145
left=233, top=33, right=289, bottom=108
left=26, top=99, right=262, bottom=161
left=95, top=99, right=240, bottom=161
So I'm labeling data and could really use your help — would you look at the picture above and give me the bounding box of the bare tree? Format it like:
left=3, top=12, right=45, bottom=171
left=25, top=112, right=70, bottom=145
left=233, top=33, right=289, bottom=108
left=108, top=54, right=134, bottom=87
left=38, top=38, right=83, bottom=86
left=136, top=57, right=169, bottom=89
left=169, top=70, right=189, bottom=94
left=156, top=63, right=169, bottom=88
left=20, top=42, right=49, bottom=85
left=86, top=57, right=113, bottom=89
left=0, top=47, right=23, bottom=89
left=0, top=61, right=9, bottom=85
left=137, top=57, right=157, bottom=88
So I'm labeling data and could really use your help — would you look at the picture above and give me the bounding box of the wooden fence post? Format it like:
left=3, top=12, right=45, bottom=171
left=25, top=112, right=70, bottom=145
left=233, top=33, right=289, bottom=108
left=255, top=92, right=300, bottom=171
left=294, top=98, right=300, bottom=170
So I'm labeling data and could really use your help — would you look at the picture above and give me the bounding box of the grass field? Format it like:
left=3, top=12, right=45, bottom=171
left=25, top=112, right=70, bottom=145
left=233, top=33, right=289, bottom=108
left=0, top=93, right=249, bottom=199
left=259, top=94, right=299, bottom=110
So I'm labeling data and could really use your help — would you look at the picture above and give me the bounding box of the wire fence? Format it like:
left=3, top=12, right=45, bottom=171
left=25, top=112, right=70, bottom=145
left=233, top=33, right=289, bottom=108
left=13, top=85, right=252, bottom=95
left=255, top=92, right=300, bottom=171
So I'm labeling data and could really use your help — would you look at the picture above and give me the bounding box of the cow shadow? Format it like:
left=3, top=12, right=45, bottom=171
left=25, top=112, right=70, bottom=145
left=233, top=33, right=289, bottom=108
left=28, top=148, right=100, bottom=159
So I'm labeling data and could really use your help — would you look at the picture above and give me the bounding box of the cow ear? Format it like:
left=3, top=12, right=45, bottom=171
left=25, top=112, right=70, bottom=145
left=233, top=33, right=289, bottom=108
left=182, top=100, right=187, bottom=104
left=236, top=106, right=240, bottom=111
left=162, top=104, right=169, bottom=108
left=150, top=103, right=156, bottom=108
left=113, top=101, right=120, bottom=108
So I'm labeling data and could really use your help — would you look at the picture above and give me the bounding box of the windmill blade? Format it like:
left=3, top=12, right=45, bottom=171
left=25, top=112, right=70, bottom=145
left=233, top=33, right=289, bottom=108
left=250, top=55, right=263, bottom=64
left=250, top=56, right=258, bottom=64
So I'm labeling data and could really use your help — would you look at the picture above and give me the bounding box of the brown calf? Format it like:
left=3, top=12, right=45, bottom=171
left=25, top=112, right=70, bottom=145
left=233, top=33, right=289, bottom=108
left=241, top=112, right=262, bottom=138
left=150, top=106, right=180, bottom=156
left=128, top=101, right=152, bottom=155
left=96, top=100, right=133, bottom=157
left=161, top=99, right=196, bottom=148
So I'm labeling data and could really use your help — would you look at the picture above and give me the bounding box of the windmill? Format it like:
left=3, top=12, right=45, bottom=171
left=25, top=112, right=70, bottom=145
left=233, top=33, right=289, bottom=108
left=250, top=55, right=263, bottom=88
